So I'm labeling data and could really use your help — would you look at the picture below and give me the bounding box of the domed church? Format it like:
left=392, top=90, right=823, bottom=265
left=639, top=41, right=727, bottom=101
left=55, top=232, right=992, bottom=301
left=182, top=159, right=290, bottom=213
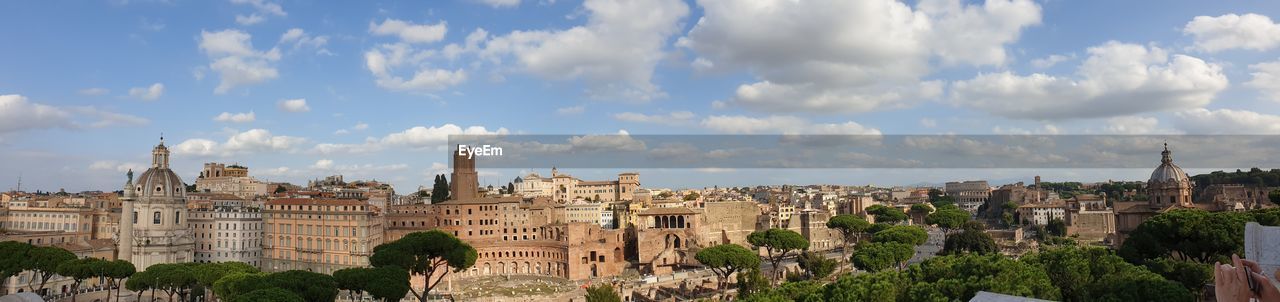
left=117, top=137, right=195, bottom=270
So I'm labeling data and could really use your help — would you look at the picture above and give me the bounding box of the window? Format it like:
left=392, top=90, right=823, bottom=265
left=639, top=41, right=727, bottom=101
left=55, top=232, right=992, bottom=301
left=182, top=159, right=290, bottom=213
left=133, top=211, right=138, bottom=223
left=175, top=211, right=181, bottom=224
left=153, top=212, right=161, bottom=224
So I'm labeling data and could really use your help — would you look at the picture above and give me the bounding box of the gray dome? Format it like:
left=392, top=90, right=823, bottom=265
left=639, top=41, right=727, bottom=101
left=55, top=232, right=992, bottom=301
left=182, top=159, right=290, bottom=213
left=1148, top=144, right=1190, bottom=186
left=136, top=167, right=186, bottom=198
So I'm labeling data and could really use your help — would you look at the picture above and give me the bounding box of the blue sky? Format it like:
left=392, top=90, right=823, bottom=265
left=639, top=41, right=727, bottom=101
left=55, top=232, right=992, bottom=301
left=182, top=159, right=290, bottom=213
left=3, top=0, right=1280, bottom=192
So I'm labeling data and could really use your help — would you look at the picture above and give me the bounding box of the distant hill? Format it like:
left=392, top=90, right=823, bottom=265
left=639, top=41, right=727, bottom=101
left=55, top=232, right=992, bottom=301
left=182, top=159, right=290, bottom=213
left=1190, top=168, right=1280, bottom=187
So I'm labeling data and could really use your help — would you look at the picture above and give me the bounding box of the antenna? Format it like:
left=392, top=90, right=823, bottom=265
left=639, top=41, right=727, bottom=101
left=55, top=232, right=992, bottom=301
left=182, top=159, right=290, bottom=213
left=15, top=173, right=21, bottom=192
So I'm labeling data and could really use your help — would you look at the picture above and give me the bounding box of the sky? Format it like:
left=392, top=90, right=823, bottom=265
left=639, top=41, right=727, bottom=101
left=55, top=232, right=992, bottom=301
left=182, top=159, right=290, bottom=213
left=3, top=0, right=1280, bottom=192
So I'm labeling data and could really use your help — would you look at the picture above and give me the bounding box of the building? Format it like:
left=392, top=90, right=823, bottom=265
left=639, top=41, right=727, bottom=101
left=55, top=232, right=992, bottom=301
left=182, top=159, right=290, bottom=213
left=194, top=163, right=270, bottom=200
left=262, top=198, right=384, bottom=274
left=513, top=168, right=640, bottom=203
left=1196, top=183, right=1275, bottom=211
left=1017, top=203, right=1066, bottom=225
left=1064, top=194, right=1115, bottom=242
left=1114, top=144, right=1196, bottom=245
left=118, top=138, right=196, bottom=270
left=945, top=180, right=991, bottom=214
left=636, top=207, right=702, bottom=275
left=190, top=206, right=264, bottom=267
left=565, top=200, right=608, bottom=227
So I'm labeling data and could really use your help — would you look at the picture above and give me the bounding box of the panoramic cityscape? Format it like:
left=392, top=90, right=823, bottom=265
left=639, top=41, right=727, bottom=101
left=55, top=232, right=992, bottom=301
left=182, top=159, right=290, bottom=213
left=3, top=1, right=1280, bottom=302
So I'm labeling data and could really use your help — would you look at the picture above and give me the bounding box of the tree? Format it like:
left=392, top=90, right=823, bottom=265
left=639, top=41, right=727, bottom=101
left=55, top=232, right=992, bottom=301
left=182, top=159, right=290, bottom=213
left=1270, top=189, right=1280, bottom=206
left=370, top=230, right=476, bottom=302
left=747, top=228, right=810, bottom=283
left=0, top=241, right=33, bottom=283
left=264, top=270, right=339, bottom=302
left=234, top=288, right=305, bottom=302
left=333, top=268, right=369, bottom=301
left=941, top=223, right=997, bottom=255
left=906, top=253, right=1061, bottom=301
left=851, top=242, right=914, bottom=272
left=125, top=270, right=158, bottom=302
left=213, top=272, right=268, bottom=302
left=102, top=260, right=135, bottom=302
left=865, top=205, right=908, bottom=224
left=585, top=284, right=622, bottom=302
left=870, top=225, right=928, bottom=246
left=1022, top=246, right=1193, bottom=302
left=431, top=175, right=451, bottom=203
left=925, top=208, right=969, bottom=234
left=739, top=281, right=824, bottom=302
left=506, top=182, right=516, bottom=195
left=193, top=262, right=258, bottom=302
left=797, top=251, right=837, bottom=280
left=55, top=258, right=105, bottom=302
left=149, top=263, right=197, bottom=302
left=1144, top=257, right=1212, bottom=298
left=1046, top=218, right=1067, bottom=237
left=826, top=214, right=871, bottom=266
left=364, top=267, right=411, bottom=302
left=823, top=269, right=910, bottom=302
left=1118, top=209, right=1251, bottom=264
left=694, top=244, right=760, bottom=291
left=736, top=268, right=771, bottom=298
left=22, top=245, right=75, bottom=294
left=683, top=191, right=701, bottom=201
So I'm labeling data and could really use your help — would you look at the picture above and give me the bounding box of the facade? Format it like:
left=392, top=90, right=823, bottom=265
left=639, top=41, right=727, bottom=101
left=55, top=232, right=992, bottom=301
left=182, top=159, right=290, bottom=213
left=118, top=139, right=196, bottom=271
left=190, top=206, right=264, bottom=267
left=1064, top=194, right=1115, bottom=242
left=1017, top=203, right=1066, bottom=225
left=194, top=163, right=269, bottom=199
left=514, top=168, right=640, bottom=203
left=945, top=180, right=991, bottom=214
left=262, top=198, right=384, bottom=274
left=636, top=207, right=702, bottom=275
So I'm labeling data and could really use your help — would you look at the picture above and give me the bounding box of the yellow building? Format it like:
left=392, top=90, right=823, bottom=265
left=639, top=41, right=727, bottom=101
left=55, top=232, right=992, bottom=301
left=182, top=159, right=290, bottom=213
left=262, top=198, right=384, bottom=274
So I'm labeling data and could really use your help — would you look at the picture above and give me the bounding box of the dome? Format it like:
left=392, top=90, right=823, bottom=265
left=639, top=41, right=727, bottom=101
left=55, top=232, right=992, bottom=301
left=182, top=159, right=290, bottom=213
left=1148, top=144, right=1189, bottom=186
left=133, top=138, right=187, bottom=199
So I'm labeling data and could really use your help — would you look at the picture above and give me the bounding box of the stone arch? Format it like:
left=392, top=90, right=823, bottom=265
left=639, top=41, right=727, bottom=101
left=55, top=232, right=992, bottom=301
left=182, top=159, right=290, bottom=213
left=484, top=262, right=491, bottom=275
left=677, top=215, right=685, bottom=228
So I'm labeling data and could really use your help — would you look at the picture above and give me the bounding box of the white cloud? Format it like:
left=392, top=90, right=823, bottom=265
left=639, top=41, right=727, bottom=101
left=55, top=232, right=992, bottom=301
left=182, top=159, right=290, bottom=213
left=199, top=29, right=281, bottom=94
left=1184, top=13, right=1280, bottom=52
left=478, top=0, right=521, bottom=8
left=312, top=124, right=509, bottom=154
left=920, top=118, right=937, bottom=128
left=1246, top=60, right=1280, bottom=102
left=173, top=128, right=305, bottom=156
left=230, top=0, right=285, bottom=16
left=235, top=14, right=266, bottom=26
left=279, top=28, right=331, bottom=55
left=556, top=105, right=585, bottom=115
left=950, top=41, right=1227, bottom=119
left=1030, top=54, right=1072, bottom=69
left=89, top=160, right=146, bottom=173
left=992, top=124, right=1060, bottom=135
left=311, top=159, right=334, bottom=169
left=334, top=122, right=368, bottom=135
left=700, top=115, right=880, bottom=135
left=474, top=0, right=690, bottom=101
left=364, top=43, right=467, bottom=93
left=79, top=88, right=109, bottom=96
left=681, top=0, right=1041, bottom=113
left=213, top=111, right=256, bottom=123
left=128, top=83, right=164, bottom=100
left=277, top=98, right=309, bottom=112
left=613, top=111, right=695, bottom=125
left=0, top=94, right=146, bottom=133
left=1172, top=108, right=1280, bottom=134
left=369, top=19, right=448, bottom=44
left=1103, top=116, right=1161, bottom=134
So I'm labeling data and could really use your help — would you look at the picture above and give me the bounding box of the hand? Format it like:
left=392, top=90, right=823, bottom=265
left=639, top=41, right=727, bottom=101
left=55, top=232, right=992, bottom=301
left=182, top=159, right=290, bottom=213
left=1216, top=261, right=1252, bottom=302
left=1250, top=269, right=1280, bottom=302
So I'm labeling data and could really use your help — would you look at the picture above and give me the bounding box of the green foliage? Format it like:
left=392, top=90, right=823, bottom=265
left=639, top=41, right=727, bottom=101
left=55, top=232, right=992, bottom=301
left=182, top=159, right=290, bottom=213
left=909, top=203, right=933, bottom=215
left=585, top=284, right=622, bottom=302
left=1253, top=208, right=1280, bottom=226
left=850, top=242, right=914, bottom=272
left=826, top=214, right=871, bottom=246
left=332, top=267, right=368, bottom=300
left=55, top=257, right=106, bottom=301
left=1271, top=190, right=1280, bottom=205
left=364, top=267, right=411, bottom=302
left=684, top=192, right=701, bottom=201
left=431, top=174, right=450, bottom=203
left=213, top=272, right=268, bottom=302
left=796, top=251, right=837, bottom=280
left=739, top=281, right=824, bottom=302
left=194, top=261, right=259, bottom=300
left=1144, top=258, right=1212, bottom=297
left=870, top=225, right=928, bottom=246
left=748, top=228, right=809, bottom=282
left=865, top=205, right=908, bottom=224
left=941, top=225, right=997, bottom=255
left=1118, top=209, right=1252, bottom=264
left=736, top=268, right=772, bottom=297
left=1190, top=168, right=1280, bottom=188
left=906, top=254, right=1061, bottom=301
left=23, top=245, right=76, bottom=292
left=234, top=288, right=305, bottom=302
left=0, top=241, right=33, bottom=280
left=1022, top=246, right=1193, bottom=302
left=925, top=208, right=969, bottom=231
left=371, top=230, right=477, bottom=301
left=1046, top=218, right=1067, bottom=237
left=695, top=244, right=760, bottom=290
left=265, top=270, right=339, bottom=302
left=822, top=270, right=910, bottom=302
left=149, top=263, right=198, bottom=301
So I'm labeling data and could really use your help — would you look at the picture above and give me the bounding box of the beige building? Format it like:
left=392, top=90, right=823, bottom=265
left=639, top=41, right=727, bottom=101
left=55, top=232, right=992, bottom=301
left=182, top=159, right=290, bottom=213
left=946, top=180, right=991, bottom=214
left=194, top=163, right=269, bottom=200
left=262, top=198, right=384, bottom=274
left=118, top=139, right=196, bottom=271
left=514, top=168, right=640, bottom=203
left=191, top=206, right=264, bottom=267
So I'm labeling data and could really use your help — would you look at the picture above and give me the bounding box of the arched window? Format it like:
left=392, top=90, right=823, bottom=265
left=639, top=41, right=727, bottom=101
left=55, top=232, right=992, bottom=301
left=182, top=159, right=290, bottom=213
left=152, top=211, right=161, bottom=224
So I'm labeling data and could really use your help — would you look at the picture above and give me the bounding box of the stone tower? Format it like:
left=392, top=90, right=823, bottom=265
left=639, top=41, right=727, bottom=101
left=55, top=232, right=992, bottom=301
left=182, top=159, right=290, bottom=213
left=118, top=138, right=195, bottom=270
left=451, top=145, right=479, bottom=200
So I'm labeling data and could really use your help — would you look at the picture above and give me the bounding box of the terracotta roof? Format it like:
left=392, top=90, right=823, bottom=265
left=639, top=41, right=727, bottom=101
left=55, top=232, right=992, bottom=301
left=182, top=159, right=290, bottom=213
left=638, top=207, right=698, bottom=216
left=436, top=196, right=523, bottom=205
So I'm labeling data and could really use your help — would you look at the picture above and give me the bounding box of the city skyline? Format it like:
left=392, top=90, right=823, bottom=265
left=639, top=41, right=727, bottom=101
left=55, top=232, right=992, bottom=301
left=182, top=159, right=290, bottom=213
left=4, top=0, right=1280, bottom=192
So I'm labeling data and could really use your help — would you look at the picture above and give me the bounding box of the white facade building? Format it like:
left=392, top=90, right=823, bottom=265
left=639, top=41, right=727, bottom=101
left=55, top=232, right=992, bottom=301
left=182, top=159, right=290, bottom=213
left=118, top=138, right=195, bottom=271
left=190, top=206, right=264, bottom=267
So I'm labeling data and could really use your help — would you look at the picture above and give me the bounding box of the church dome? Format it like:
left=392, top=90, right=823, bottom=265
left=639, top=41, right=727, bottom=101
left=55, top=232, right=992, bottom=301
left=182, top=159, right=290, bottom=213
left=1148, top=144, right=1189, bottom=186
left=134, top=138, right=187, bottom=198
